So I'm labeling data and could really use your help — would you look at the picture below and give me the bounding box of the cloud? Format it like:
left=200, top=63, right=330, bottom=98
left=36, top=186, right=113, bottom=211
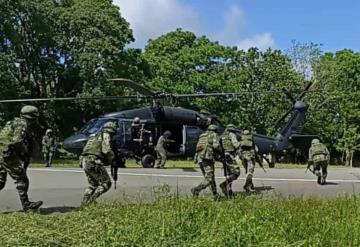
left=114, top=1, right=276, bottom=50
left=114, top=0, right=201, bottom=48
left=237, top=32, right=276, bottom=50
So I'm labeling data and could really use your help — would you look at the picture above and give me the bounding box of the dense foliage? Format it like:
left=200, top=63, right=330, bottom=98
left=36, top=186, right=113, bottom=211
left=0, top=197, right=359, bottom=246
left=0, top=1, right=358, bottom=163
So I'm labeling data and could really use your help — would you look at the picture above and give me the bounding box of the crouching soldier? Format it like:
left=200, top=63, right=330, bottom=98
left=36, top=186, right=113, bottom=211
left=81, top=121, right=117, bottom=205
left=308, top=139, right=330, bottom=185
left=0, top=105, right=43, bottom=211
left=191, top=124, right=221, bottom=200
left=219, top=124, right=241, bottom=197
left=240, top=130, right=257, bottom=192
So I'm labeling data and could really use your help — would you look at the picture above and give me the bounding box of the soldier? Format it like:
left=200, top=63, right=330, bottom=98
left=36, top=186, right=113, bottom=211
left=191, top=124, right=221, bottom=200
left=240, top=129, right=257, bottom=192
left=219, top=124, right=241, bottom=197
left=131, top=117, right=141, bottom=140
left=308, top=138, right=330, bottom=185
left=81, top=121, right=117, bottom=205
left=154, top=130, right=174, bottom=168
left=42, top=128, right=57, bottom=167
left=0, top=105, right=43, bottom=211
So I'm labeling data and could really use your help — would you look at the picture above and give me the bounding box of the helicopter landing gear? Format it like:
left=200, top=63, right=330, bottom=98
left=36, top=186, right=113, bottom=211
left=141, top=154, right=155, bottom=168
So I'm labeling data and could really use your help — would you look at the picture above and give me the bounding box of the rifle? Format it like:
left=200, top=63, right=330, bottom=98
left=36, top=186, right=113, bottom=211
left=255, top=153, right=266, bottom=173
left=305, top=162, right=314, bottom=174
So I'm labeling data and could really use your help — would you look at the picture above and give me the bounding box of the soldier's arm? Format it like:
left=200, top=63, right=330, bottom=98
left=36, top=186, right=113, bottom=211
left=11, top=120, right=28, bottom=153
left=308, top=148, right=313, bottom=163
left=101, top=133, right=114, bottom=164
left=230, top=133, right=240, bottom=149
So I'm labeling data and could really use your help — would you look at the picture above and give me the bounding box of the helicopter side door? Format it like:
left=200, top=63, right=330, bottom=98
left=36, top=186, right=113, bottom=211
left=183, top=125, right=203, bottom=156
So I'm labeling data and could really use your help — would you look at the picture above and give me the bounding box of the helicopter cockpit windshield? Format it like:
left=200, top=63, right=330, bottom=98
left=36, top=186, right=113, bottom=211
left=80, top=118, right=112, bottom=135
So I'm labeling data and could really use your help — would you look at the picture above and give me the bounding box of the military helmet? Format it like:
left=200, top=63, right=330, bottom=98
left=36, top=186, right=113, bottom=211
left=208, top=124, right=218, bottom=131
left=45, top=129, right=53, bottom=135
left=243, top=129, right=250, bottom=135
left=226, top=124, right=236, bottom=131
left=311, top=138, right=320, bottom=144
left=103, top=122, right=117, bottom=134
left=164, top=130, right=172, bottom=137
left=20, top=105, right=39, bottom=119
left=133, top=117, right=140, bottom=124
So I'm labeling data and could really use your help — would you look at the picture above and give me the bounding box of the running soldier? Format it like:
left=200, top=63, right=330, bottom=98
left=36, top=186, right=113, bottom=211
left=191, top=124, right=221, bottom=200
left=219, top=124, right=241, bottom=197
left=240, top=129, right=257, bottom=192
left=0, top=105, right=43, bottom=211
left=308, top=138, right=330, bottom=185
left=81, top=121, right=117, bottom=205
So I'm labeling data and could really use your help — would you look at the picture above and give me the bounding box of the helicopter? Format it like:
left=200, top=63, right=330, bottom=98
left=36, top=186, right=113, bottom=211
left=62, top=79, right=319, bottom=168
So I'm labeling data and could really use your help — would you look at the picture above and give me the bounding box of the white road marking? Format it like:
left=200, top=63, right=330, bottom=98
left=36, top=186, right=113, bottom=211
left=30, top=168, right=360, bottom=184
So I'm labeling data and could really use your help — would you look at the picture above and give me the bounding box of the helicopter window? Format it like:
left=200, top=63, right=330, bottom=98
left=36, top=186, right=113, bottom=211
left=80, top=118, right=113, bottom=135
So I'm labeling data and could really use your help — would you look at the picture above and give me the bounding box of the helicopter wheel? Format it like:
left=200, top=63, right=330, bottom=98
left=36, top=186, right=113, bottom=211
left=141, top=154, right=155, bottom=168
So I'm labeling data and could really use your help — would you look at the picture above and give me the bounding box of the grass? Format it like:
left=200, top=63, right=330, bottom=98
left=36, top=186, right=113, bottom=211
left=0, top=195, right=359, bottom=246
left=29, top=158, right=348, bottom=169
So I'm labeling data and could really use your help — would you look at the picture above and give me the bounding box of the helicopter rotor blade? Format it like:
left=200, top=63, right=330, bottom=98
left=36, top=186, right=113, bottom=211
left=281, top=88, right=296, bottom=104
left=0, top=95, right=144, bottom=104
left=274, top=107, right=293, bottom=127
left=110, top=78, right=156, bottom=97
left=297, top=81, right=314, bottom=100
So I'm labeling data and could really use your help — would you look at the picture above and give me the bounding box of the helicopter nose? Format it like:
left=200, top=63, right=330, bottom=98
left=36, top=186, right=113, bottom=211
left=63, top=134, right=89, bottom=155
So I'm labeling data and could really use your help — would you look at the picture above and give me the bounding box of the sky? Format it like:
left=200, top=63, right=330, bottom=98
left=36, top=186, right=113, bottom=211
left=113, top=0, right=360, bottom=52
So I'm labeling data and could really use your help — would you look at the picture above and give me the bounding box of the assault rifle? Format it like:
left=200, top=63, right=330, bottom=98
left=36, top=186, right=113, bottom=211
left=305, top=162, right=314, bottom=174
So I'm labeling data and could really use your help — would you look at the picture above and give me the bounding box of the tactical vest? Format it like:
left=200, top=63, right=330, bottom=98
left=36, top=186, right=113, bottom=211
left=311, top=143, right=327, bottom=162
left=82, top=134, right=103, bottom=158
left=196, top=131, right=215, bottom=161
left=0, top=118, right=26, bottom=149
left=240, top=134, right=253, bottom=149
left=221, top=132, right=235, bottom=152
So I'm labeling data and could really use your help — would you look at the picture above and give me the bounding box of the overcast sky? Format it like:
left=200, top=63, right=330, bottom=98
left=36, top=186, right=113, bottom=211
left=114, top=0, right=360, bottom=51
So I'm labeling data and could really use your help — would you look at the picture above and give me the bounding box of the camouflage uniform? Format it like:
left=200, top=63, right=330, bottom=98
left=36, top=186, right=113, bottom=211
left=219, top=124, right=241, bottom=197
left=240, top=130, right=256, bottom=192
left=308, top=139, right=330, bottom=185
left=154, top=131, right=173, bottom=168
left=191, top=125, right=220, bottom=199
left=81, top=122, right=116, bottom=205
left=0, top=105, right=42, bottom=211
left=42, top=129, right=56, bottom=167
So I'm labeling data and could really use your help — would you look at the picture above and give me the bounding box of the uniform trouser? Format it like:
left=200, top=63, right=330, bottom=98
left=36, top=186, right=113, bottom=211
left=0, top=155, right=30, bottom=205
left=155, top=148, right=167, bottom=168
left=220, top=154, right=241, bottom=192
left=43, top=151, right=54, bottom=167
left=242, top=158, right=255, bottom=189
left=82, top=155, right=112, bottom=204
left=313, top=160, right=328, bottom=183
left=192, top=161, right=217, bottom=195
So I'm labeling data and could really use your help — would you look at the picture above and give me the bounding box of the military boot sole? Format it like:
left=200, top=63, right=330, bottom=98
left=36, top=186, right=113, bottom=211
left=23, top=201, right=43, bottom=212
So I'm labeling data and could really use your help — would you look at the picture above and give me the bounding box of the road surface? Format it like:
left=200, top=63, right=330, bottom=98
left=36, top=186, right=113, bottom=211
left=1, top=167, right=360, bottom=212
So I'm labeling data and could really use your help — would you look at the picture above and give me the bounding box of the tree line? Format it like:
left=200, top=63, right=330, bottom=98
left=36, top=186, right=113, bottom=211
left=0, top=0, right=359, bottom=164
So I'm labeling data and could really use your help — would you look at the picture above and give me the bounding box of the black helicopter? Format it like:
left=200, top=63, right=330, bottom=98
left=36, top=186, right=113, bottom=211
left=62, top=79, right=318, bottom=168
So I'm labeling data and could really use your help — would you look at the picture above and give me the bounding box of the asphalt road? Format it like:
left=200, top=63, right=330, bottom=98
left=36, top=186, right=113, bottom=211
left=1, top=167, right=360, bottom=212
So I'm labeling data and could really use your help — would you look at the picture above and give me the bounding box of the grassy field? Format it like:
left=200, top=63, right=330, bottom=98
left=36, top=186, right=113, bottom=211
left=0, top=195, right=359, bottom=246
left=30, top=158, right=348, bottom=169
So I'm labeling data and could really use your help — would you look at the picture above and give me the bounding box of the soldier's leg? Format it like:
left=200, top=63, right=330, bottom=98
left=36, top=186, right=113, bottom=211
left=82, top=157, right=98, bottom=204
left=2, top=157, right=42, bottom=210
left=0, top=164, right=7, bottom=191
left=244, top=160, right=255, bottom=191
left=192, top=163, right=215, bottom=196
left=48, top=151, right=54, bottom=167
left=191, top=163, right=206, bottom=197
left=321, top=162, right=328, bottom=185
left=158, top=149, right=167, bottom=168
left=220, top=161, right=240, bottom=197
left=91, top=164, right=112, bottom=200
left=154, top=150, right=161, bottom=168
left=313, top=163, right=321, bottom=184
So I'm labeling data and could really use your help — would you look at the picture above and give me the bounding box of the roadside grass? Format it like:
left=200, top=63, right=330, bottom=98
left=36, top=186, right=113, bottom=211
left=0, top=195, right=359, bottom=246
left=30, top=158, right=348, bottom=169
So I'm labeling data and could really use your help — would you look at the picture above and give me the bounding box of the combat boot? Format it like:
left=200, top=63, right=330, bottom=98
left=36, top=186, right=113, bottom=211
left=213, top=193, right=221, bottom=201
left=190, top=187, right=199, bottom=198
left=219, top=182, right=229, bottom=197
left=22, top=200, right=43, bottom=212
left=317, top=176, right=321, bottom=184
